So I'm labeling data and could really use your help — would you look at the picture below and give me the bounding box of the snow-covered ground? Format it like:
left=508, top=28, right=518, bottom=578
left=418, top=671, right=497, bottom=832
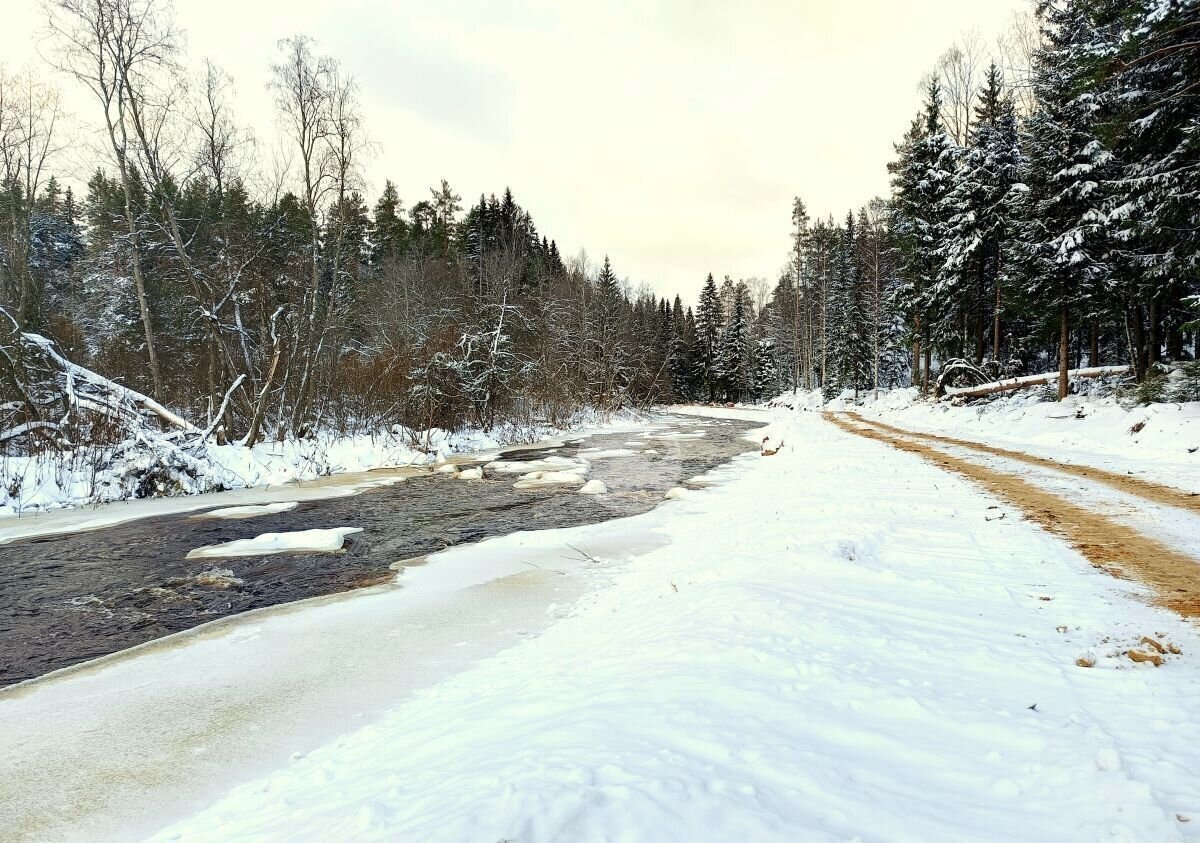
left=49, top=403, right=1191, bottom=842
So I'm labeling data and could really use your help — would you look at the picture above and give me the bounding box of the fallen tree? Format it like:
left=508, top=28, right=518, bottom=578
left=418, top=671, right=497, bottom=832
left=938, top=365, right=1131, bottom=401
left=0, top=309, right=200, bottom=452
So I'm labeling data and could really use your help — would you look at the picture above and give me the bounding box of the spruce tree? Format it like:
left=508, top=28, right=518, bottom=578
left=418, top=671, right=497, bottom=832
left=1019, top=0, right=1117, bottom=398
left=939, top=63, right=1025, bottom=365
left=889, top=78, right=959, bottom=390
left=370, top=180, right=408, bottom=265
left=695, top=273, right=723, bottom=400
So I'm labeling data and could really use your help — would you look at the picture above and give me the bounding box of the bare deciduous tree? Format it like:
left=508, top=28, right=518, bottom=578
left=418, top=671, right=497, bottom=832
left=938, top=30, right=987, bottom=144
left=45, top=0, right=183, bottom=398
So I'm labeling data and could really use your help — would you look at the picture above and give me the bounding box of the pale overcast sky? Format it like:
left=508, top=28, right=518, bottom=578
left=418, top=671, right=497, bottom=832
left=6, top=0, right=1028, bottom=303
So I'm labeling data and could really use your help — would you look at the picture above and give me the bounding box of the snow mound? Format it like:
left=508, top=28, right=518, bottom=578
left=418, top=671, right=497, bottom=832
left=578, top=480, right=608, bottom=495
left=457, top=467, right=484, bottom=481
left=434, top=464, right=459, bottom=475
left=664, top=486, right=693, bottom=500
left=186, top=527, right=364, bottom=559
left=195, top=502, right=299, bottom=520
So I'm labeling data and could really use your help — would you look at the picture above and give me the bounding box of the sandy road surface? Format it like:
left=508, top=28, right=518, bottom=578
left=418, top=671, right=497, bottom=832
left=829, top=413, right=1200, bottom=617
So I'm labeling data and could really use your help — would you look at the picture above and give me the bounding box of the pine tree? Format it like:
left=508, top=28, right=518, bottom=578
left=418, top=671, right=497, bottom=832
left=668, top=295, right=693, bottom=400
left=695, top=273, right=723, bottom=400
left=717, top=289, right=749, bottom=402
left=889, top=78, right=959, bottom=390
left=826, top=213, right=870, bottom=398
left=1106, top=0, right=1200, bottom=367
left=369, top=181, right=408, bottom=265
left=751, top=337, right=779, bottom=402
left=939, top=63, right=1025, bottom=365
left=1019, top=0, right=1117, bottom=398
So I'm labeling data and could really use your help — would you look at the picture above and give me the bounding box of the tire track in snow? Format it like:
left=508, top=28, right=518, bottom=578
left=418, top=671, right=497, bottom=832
left=845, top=412, right=1200, bottom=515
left=826, top=412, right=1200, bottom=617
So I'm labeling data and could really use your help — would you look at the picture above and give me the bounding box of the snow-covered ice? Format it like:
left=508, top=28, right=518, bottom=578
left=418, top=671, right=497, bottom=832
left=185, top=527, right=364, bottom=559
left=512, top=469, right=588, bottom=490
left=193, top=501, right=299, bottom=520
left=485, top=455, right=587, bottom=475
left=578, top=479, right=608, bottom=495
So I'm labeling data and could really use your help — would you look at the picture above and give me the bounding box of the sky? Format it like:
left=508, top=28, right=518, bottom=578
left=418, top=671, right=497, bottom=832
left=5, top=0, right=1029, bottom=303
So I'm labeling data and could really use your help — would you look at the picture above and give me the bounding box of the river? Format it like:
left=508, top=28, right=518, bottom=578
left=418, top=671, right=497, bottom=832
left=0, top=412, right=759, bottom=686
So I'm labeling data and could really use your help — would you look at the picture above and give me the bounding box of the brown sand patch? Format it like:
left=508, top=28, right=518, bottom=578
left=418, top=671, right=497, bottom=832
left=825, top=413, right=1200, bottom=618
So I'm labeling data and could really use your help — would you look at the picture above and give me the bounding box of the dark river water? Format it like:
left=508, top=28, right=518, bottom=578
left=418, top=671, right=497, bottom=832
left=0, top=414, right=757, bottom=686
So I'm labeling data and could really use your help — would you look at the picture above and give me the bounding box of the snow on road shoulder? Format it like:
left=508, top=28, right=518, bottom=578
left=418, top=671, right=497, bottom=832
left=149, top=408, right=1200, bottom=843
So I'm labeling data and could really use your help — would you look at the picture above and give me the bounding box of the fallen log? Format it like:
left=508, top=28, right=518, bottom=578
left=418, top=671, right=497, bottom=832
left=940, top=365, right=1130, bottom=401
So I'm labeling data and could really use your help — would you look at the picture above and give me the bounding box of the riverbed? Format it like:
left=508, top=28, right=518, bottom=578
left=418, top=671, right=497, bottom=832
left=1, top=413, right=758, bottom=685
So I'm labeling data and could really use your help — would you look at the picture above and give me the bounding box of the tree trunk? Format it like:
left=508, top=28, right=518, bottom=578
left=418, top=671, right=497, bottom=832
left=1148, top=297, right=1160, bottom=366
left=922, top=330, right=932, bottom=395
left=1132, top=303, right=1148, bottom=381
left=1058, top=304, right=1069, bottom=401
left=993, top=278, right=1002, bottom=362
left=940, top=365, right=1128, bottom=400
left=1089, top=320, right=1099, bottom=367
left=121, top=180, right=163, bottom=399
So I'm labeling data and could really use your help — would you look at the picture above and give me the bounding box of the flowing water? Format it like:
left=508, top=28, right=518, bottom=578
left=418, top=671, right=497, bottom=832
left=0, top=413, right=758, bottom=685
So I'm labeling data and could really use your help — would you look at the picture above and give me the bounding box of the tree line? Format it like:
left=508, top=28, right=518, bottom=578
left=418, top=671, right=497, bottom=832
left=763, top=0, right=1200, bottom=401
left=0, top=0, right=752, bottom=453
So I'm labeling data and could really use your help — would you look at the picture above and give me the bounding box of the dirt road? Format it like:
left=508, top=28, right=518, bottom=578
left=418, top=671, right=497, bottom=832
left=827, top=413, right=1200, bottom=617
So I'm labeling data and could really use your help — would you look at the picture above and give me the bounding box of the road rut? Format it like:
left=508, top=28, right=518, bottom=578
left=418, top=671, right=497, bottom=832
left=827, top=412, right=1200, bottom=617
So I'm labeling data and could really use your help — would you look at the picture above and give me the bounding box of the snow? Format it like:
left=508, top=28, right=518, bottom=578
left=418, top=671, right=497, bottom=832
left=512, top=469, right=589, bottom=490
left=135, top=405, right=1200, bottom=842
left=827, top=387, right=1200, bottom=494
left=457, top=467, right=484, bottom=480
left=0, top=411, right=648, bottom=544
left=578, top=479, right=608, bottom=495
left=485, top=455, right=586, bottom=475
left=194, top=502, right=299, bottom=520
left=10, top=404, right=1200, bottom=842
left=185, top=527, right=364, bottom=559
left=0, top=408, right=650, bottom=519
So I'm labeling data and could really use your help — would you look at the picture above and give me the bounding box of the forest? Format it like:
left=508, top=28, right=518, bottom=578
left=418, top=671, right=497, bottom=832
left=766, top=0, right=1200, bottom=402
left=2, top=0, right=1199, bottom=467
left=0, top=0, right=714, bottom=459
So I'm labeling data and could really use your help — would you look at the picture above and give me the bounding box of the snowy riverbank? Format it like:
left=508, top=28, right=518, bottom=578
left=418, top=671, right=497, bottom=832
left=0, top=408, right=648, bottom=524
left=113, top=405, right=1200, bottom=842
